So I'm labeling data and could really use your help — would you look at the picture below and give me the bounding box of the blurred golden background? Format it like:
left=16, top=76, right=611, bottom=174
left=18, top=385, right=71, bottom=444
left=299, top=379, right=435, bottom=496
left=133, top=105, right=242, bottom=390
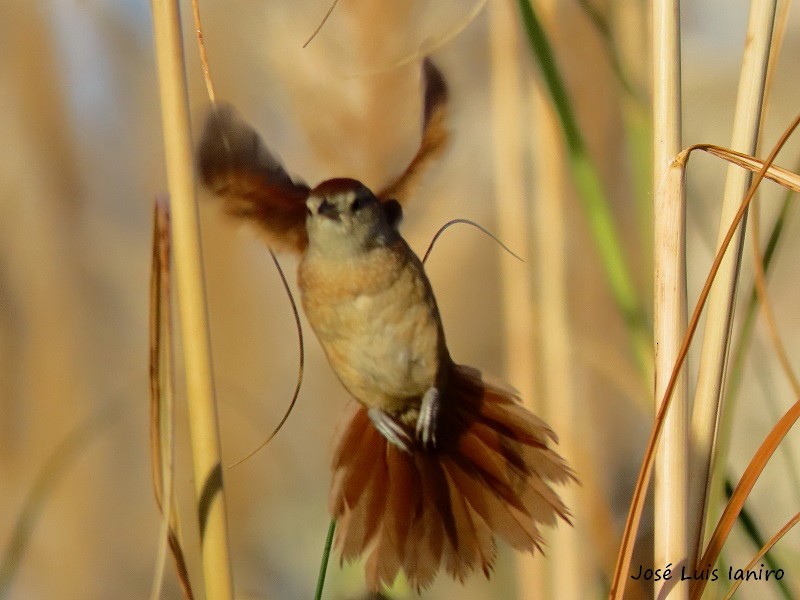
left=2, top=0, right=800, bottom=598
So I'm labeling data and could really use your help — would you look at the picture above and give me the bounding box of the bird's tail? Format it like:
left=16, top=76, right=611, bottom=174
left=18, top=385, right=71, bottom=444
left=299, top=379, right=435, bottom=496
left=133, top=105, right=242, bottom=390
left=329, top=364, right=575, bottom=591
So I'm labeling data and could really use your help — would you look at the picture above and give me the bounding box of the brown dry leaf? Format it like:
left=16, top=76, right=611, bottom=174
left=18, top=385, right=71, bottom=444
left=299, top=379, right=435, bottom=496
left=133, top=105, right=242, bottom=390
left=682, top=144, right=800, bottom=193
left=149, top=197, right=194, bottom=600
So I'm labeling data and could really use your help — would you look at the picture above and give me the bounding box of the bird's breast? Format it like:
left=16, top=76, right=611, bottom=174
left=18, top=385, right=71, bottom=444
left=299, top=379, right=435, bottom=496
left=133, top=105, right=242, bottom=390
left=298, top=240, right=445, bottom=413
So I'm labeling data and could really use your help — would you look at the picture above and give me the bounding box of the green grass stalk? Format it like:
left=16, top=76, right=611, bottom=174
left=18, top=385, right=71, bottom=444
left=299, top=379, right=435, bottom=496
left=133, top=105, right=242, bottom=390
left=314, top=519, right=336, bottom=600
left=517, top=0, right=653, bottom=388
left=688, top=0, right=777, bottom=563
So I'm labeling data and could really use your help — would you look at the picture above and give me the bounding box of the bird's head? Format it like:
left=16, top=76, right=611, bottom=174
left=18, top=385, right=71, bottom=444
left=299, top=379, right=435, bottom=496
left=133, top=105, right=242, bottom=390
left=305, top=178, right=400, bottom=256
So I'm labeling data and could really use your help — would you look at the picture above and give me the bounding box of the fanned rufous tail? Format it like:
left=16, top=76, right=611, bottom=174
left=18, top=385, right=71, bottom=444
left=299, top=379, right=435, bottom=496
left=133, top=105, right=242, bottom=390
left=329, top=364, right=575, bottom=591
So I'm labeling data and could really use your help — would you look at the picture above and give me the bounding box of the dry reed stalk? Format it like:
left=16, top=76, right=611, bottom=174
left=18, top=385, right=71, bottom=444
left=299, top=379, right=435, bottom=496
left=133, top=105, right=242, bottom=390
left=610, top=109, right=800, bottom=598
left=488, top=0, right=543, bottom=597
left=652, top=0, right=690, bottom=596
left=690, top=397, right=800, bottom=598
left=688, top=0, right=777, bottom=558
left=530, top=1, right=581, bottom=596
left=149, top=1, right=234, bottom=598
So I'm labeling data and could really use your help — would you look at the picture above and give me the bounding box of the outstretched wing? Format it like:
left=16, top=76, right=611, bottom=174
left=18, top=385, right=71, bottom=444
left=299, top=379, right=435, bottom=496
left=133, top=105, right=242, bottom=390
left=377, top=58, right=449, bottom=205
left=197, top=104, right=311, bottom=253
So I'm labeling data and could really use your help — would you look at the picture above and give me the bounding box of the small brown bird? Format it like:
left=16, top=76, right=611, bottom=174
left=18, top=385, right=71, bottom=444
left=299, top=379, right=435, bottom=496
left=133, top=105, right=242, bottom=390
left=198, top=60, right=574, bottom=591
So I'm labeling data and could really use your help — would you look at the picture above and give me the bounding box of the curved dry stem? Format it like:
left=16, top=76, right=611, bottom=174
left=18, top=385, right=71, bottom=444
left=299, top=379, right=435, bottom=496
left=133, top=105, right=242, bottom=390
left=343, top=0, right=489, bottom=77
left=303, top=0, right=341, bottom=48
left=187, top=0, right=307, bottom=468
left=225, top=249, right=305, bottom=470
left=691, top=144, right=800, bottom=192
left=721, top=511, right=800, bottom=600
left=421, top=218, right=523, bottom=265
left=691, top=399, right=800, bottom=598
left=750, top=198, right=800, bottom=395
left=609, top=111, right=800, bottom=600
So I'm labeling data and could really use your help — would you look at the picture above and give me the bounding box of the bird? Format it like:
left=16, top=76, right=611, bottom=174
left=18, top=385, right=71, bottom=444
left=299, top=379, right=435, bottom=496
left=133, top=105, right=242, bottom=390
left=197, top=59, right=574, bottom=592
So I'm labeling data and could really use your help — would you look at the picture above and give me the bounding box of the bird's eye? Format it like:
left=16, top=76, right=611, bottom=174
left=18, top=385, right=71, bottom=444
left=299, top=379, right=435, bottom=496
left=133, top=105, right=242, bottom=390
left=351, top=196, right=367, bottom=213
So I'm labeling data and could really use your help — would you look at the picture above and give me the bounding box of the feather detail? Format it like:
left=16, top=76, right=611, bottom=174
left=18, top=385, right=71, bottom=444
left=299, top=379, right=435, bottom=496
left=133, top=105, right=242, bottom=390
left=329, top=363, right=574, bottom=591
left=197, top=103, right=311, bottom=252
left=377, top=58, right=449, bottom=204
left=198, top=58, right=448, bottom=252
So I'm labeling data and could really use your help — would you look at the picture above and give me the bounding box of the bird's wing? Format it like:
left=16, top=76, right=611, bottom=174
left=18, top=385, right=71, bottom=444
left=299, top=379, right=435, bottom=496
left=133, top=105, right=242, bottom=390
left=197, top=103, right=311, bottom=253
left=377, top=58, right=449, bottom=206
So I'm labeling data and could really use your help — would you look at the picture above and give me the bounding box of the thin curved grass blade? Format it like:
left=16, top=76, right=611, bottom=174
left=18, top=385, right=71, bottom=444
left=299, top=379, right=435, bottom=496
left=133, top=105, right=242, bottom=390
left=609, top=111, right=800, bottom=599
left=690, top=399, right=800, bottom=599
left=691, top=144, right=800, bottom=193
left=721, top=511, right=800, bottom=600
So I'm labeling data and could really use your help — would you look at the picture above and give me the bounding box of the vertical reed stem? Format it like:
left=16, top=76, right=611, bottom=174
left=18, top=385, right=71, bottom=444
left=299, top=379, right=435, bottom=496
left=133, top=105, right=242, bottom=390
left=688, top=0, right=776, bottom=559
left=488, top=0, right=543, bottom=597
left=150, top=1, right=235, bottom=598
left=652, top=0, right=689, bottom=597
left=530, top=1, right=581, bottom=592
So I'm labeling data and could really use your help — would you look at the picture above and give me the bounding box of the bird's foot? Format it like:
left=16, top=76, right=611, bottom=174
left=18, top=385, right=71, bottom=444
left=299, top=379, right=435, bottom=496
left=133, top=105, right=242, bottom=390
left=368, top=407, right=413, bottom=453
left=415, top=387, right=441, bottom=450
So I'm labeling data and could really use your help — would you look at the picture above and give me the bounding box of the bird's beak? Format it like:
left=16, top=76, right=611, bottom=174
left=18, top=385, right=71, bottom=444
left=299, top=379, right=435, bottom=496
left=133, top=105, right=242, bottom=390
left=306, top=196, right=340, bottom=221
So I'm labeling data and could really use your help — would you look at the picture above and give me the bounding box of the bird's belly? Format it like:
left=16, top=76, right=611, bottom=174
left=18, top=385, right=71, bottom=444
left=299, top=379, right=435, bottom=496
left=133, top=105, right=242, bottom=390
left=302, top=269, right=441, bottom=413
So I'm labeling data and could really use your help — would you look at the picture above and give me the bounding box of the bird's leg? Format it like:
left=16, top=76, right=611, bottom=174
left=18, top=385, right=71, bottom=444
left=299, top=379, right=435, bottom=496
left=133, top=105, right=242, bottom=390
left=416, top=387, right=441, bottom=449
left=368, top=407, right=413, bottom=453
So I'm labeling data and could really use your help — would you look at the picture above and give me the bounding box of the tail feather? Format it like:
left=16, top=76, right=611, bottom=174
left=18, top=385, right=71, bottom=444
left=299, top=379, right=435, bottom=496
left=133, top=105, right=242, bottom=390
left=329, top=364, right=575, bottom=591
left=340, top=440, right=387, bottom=561
left=330, top=407, right=384, bottom=517
left=384, top=450, right=415, bottom=557
left=446, top=456, right=529, bottom=553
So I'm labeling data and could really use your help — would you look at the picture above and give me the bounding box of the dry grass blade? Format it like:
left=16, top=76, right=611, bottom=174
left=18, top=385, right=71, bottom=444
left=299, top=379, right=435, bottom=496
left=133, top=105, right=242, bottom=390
left=693, top=144, right=800, bottom=193
left=190, top=0, right=307, bottom=470
left=721, top=511, right=800, bottom=600
left=690, top=400, right=800, bottom=599
left=303, top=0, right=341, bottom=48
left=609, top=111, right=800, bottom=600
left=225, top=249, right=305, bottom=470
left=149, top=196, right=170, bottom=507
left=190, top=0, right=216, bottom=104
left=750, top=197, right=800, bottom=395
left=421, top=218, right=523, bottom=265
left=688, top=0, right=776, bottom=562
left=149, top=197, right=194, bottom=600
left=343, top=0, right=489, bottom=76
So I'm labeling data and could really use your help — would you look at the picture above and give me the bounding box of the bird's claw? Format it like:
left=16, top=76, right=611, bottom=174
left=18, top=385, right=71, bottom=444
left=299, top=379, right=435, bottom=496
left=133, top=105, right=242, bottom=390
left=368, top=408, right=413, bottom=454
left=416, top=387, right=440, bottom=450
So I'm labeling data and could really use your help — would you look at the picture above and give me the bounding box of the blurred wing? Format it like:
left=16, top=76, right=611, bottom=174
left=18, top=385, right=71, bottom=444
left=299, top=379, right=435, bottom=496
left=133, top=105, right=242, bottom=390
left=197, top=104, right=311, bottom=253
left=377, top=58, right=449, bottom=205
